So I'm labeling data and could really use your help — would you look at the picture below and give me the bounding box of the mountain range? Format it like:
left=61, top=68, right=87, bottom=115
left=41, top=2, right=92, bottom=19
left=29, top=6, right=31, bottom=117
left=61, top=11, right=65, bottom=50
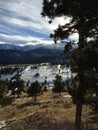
left=0, top=44, right=70, bottom=65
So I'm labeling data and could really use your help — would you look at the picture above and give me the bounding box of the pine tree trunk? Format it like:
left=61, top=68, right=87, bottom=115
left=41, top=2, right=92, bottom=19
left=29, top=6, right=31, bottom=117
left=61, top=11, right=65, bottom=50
left=17, top=92, right=20, bottom=98
left=74, top=100, right=83, bottom=130
left=74, top=23, right=84, bottom=130
left=95, top=87, right=98, bottom=97
left=17, top=87, right=20, bottom=98
left=59, top=92, right=61, bottom=96
left=95, top=87, right=98, bottom=110
left=34, top=95, right=37, bottom=102
left=17, top=91, right=21, bottom=98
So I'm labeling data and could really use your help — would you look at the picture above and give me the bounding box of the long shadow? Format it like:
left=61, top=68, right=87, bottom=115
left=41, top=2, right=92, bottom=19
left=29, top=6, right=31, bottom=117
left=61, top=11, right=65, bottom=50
left=84, top=111, right=98, bottom=130
left=39, top=120, right=74, bottom=130
left=17, top=102, right=41, bottom=109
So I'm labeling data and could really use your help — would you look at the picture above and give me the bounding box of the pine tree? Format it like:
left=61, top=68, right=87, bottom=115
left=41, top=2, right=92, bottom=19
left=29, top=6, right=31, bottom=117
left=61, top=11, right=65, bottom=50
left=8, top=73, right=24, bottom=98
left=0, top=80, right=12, bottom=106
left=0, top=80, right=6, bottom=98
left=27, top=80, right=42, bottom=102
left=53, top=74, right=65, bottom=96
left=41, top=1, right=98, bottom=129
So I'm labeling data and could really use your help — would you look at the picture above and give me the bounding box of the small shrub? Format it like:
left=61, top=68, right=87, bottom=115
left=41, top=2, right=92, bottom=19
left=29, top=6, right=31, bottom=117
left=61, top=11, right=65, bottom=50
left=0, top=96, right=13, bottom=106
left=52, top=74, right=65, bottom=96
left=27, top=80, right=43, bottom=102
left=34, top=73, right=40, bottom=77
left=85, top=96, right=98, bottom=110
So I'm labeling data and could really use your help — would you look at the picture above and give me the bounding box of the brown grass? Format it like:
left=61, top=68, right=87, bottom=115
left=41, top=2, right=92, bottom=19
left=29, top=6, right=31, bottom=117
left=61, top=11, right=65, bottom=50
left=0, top=90, right=98, bottom=130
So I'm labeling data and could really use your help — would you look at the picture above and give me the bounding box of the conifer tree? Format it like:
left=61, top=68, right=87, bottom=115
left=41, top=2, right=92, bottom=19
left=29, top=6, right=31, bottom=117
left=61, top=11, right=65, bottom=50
left=41, top=1, right=98, bottom=129
left=8, top=73, right=24, bottom=98
left=0, top=80, right=6, bottom=98
left=27, top=80, right=42, bottom=102
left=53, top=74, right=65, bottom=96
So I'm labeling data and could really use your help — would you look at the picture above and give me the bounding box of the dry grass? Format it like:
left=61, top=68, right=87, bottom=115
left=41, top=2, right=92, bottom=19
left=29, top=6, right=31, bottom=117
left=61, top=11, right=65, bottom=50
left=0, top=90, right=98, bottom=130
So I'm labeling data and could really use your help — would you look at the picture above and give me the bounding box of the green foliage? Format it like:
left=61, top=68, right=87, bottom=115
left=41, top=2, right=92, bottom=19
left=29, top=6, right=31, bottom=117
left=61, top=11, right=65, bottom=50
left=43, top=86, right=48, bottom=92
left=42, top=0, right=98, bottom=43
left=85, top=96, right=98, bottom=104
left=27, top=80, right=42, bottom=102
left=71, top=40, right=98, bottom=72
left=0, top=80, right=7, bottom=98
left=85, top=96, right=98, bottom=110
left=67, top=75, right=84, bottom=103
left=42, top=0, right=98, bottom=99
left=0, top=80, right=13, bottom=106
left=41, top=1, right=98, bottom=129
left=53, top=74, right=65, bottom=96
left=8, top=73, right=24, bottom=97
left=0, top=96, right=12, bottom=106
left=42, top=0, right=98, bottom=104
left=70, top=40, right=98, bottom=103
left=0, top=67, right=19, bottom=75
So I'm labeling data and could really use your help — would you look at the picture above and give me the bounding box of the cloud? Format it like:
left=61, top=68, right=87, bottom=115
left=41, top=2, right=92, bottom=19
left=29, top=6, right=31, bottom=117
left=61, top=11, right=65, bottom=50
left=0, top=0, right=52, bottom=35
left=0, top=0, right=78, bottom=47
left=0, top=33, right=66, bottom=51
left=0, top=33, right=53, bottom=45
left=0, top=41, right=6, bottom=44
left=69, top=33, right=79, bottom=42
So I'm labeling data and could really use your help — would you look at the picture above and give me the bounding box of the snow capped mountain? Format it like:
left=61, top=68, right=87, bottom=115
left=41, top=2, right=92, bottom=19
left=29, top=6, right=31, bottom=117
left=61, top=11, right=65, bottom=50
left=0, top=43, right=71, bottom=65
left=0, top=44, right=21, bottom=50
left=0, top=43, right=65, bottom=51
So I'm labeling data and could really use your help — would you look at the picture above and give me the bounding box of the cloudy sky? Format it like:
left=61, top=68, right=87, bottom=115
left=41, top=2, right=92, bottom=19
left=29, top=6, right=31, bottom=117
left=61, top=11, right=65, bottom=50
left=0, top=0, right=78, bottom=47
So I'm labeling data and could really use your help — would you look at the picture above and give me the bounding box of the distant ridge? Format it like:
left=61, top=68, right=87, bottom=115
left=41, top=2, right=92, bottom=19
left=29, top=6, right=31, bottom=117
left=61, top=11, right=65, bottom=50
left=0, top=44, right=71, bottom=65
left=0, top=43, right=65, bottom=51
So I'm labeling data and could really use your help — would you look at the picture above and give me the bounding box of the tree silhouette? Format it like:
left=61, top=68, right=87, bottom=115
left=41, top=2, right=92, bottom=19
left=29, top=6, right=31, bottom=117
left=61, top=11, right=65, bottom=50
left=8, top=73, right=24, bottom=98
left=27, top=80, right=42, bottom=102
left=71, top=40, right=98, bottom=109
left=53, top=74, right=65, bottom=96
left=26, top=80, right=30, bottom=87
left=41, top=1, right=98, bottom=129
left=0, top=80, right=12, bottom=106
left=0, top=80, right=7, bottom=98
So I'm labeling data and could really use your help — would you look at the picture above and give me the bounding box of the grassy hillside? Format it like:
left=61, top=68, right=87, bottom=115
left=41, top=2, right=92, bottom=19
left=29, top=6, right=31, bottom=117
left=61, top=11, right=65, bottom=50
left=0, top=90, right=98, bottom=130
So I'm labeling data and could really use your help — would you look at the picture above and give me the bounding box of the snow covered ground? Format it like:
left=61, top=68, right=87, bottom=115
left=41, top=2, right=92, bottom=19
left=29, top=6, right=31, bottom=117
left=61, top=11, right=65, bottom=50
left=0, top=71, right=17, bottom=81
left=21, top=64, right=71, bottom=84
left=0, top=64, right=71, bottom=85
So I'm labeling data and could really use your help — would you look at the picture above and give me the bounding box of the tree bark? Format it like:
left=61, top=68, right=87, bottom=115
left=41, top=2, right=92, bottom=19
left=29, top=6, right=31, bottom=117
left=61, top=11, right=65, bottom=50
left=95, top=86, right=98, bottom=110
left=34, top=95, right=37, bottom=102
left=95, top=86, right=98, bottom=97
left=17, top=86, right=20, bottom=98
left=74, top=29, right=84, bottom=130
left=17, top=92, right=20, bottom=98
left=75, top=100, right=83, bottom=130
left=74, top=70, right=84, bottom=130
left=59, top=92, right=61, bottom=96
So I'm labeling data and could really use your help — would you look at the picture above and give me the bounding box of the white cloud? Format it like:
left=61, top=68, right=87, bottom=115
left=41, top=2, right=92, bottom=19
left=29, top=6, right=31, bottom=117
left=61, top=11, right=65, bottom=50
left=69, top=33, right=79, bottom=42
left=0, top=33, right=53, bottom=45
left=0, top=41, right=6, bottom=44
left=0, top=34, right=33, bottom=41
left=0, top=33, right=66, bottom=51
left=0, top=0, right=78, bottom=46
left=0, top=0, right=71, bottom=35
